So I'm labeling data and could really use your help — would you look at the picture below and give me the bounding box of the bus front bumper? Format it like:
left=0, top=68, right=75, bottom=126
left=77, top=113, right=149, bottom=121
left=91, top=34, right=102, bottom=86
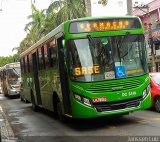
left=71, top=93, right=151, bottom=118
left=8, top=89, right=20, bottom=96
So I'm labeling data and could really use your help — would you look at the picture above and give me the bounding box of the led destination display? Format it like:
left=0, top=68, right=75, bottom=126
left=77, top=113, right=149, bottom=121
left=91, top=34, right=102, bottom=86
left=69, top=18, right=141, bottom=33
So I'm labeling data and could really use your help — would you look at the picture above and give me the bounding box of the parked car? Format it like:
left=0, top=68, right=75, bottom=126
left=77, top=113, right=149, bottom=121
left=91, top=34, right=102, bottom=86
left=149, top=72, right=160, bottom=112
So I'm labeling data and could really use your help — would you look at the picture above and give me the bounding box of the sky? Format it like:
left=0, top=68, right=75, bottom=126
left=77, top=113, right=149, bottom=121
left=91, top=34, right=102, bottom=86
left=0, top=0, right=153, bottom=57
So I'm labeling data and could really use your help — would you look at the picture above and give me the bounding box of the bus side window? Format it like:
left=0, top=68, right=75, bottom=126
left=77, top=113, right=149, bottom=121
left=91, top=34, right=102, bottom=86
left=49, top=39, right=57, bottom=68
left=23, top=57, right=26, bottom=73
left=36, top=50, right=40, bottom=70
left=29, top=53, right=33, bottom=72
left=25, top=56, right=29, bottom=73
left=41, top=46, right=45, bottom=69
left=27, top=55, right=30, bottom=73
left=38, top=47, right=43, bottom=70
left=44, top=44, right=49, bottom=69
left=20, top=59, right=24, bottom=74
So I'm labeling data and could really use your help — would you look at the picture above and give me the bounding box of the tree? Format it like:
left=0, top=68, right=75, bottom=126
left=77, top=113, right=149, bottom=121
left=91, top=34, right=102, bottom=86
left=25, top=4, right=46, bottom=43
left=85, top=0, right=91, bottom=16
left=16, top=0, right=109, bottom=55
left=46, top=0, right=86, bottom=26
left=99, top=0, right=108, bottom=6
left=0, top=55, right=19, bottom=67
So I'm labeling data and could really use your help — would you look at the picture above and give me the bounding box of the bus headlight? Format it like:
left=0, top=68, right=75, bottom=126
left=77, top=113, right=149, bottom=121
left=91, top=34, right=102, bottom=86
left=74, top=94, right=92, bottom=107
left=142, top=89, right=147, bottom=99
left=74, top=94, right=82, bottom=102
left=83, top=98, right=92, bottom=107
left=142, top=84, right=150, bottom=99
left=9, top=85, right=13, bottom=89
left=147, top=84, right=151, bottom=92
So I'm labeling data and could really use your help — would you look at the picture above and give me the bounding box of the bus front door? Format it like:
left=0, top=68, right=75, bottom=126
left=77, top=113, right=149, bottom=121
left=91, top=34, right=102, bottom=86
left=32, top=52, right=42, bottom=105
left=57, top=37, right=71, bottom=115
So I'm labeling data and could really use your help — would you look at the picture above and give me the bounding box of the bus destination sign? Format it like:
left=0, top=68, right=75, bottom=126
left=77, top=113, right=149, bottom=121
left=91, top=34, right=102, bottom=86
left=6, top=64, right=20, bottom=68
left=69, top=18, right=141, bottom=33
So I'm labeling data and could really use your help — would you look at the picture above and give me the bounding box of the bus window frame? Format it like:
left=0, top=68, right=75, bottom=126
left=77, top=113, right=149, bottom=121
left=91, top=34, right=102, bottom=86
left=29, top=53, right=33, bottom=72
left=23, top=57, right=26, bottom=74
left=48, top=38, right=57, bottom=68
left=44, top=44, right=49, bottom=69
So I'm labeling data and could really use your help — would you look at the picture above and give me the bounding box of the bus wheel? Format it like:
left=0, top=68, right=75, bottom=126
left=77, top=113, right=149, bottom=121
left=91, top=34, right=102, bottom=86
left=24, top=99, right=28, bottom=103
left=32, top=101, right=39, bottom=111
left=154, top=96, right=160, bottom=113
left=20, top=94, right=24, bottom=102
left=57, top=102, right=67, bottom=122
left=4, top=90, right=8, bottom=96
left=31, top=94, right=38, bottom=111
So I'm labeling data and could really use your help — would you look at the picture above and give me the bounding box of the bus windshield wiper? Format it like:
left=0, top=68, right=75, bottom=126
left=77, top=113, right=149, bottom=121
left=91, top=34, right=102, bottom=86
left=86, top=35, right=97, bottom=59
left=13, top=68, right=20, bottom=76
left=87, top=35, right=96, bottom=49
left=119, top=32, right=130, bottom=59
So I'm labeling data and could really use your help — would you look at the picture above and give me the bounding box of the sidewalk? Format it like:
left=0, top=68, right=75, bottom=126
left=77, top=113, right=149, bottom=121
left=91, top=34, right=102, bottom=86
left=0, top=105, right=16, bottom=142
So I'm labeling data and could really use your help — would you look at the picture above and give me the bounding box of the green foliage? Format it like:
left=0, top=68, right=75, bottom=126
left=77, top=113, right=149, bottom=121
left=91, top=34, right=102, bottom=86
left=15, top=1, right=87, bottom=55
left=47, top=0, right=86, bottom=26
left=15, top=0, right=107, bottom=55
left=0, top=55, right=19, bottom=67
left=100, top=0, right=108, bottom=6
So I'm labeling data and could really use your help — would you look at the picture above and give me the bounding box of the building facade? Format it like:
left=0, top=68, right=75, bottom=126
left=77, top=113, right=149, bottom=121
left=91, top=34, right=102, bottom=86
left=133, top=0, right=160, bottom=72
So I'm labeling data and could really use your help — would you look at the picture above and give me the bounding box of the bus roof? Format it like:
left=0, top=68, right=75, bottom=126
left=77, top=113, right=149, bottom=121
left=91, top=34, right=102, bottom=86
left=20, top=23, right=65, bottom=58
left=70, top=15, right=140, bottom=21
left=3, top=62, right=20, bottom=69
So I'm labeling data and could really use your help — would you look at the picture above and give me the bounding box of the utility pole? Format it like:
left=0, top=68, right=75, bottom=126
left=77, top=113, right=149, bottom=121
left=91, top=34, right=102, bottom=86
left=85, top=0, right=92, bottom=16
left=0, top=0, right=3, bottom=11
left=127, top=0, right=132, bottom=15
left=133, top=2, right=156, bottom=72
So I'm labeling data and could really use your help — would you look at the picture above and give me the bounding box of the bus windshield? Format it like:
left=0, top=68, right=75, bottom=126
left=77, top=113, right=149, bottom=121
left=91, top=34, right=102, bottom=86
left=67, top=34, right=148, bottom=82
left=6, top=68, right=21, bottom=85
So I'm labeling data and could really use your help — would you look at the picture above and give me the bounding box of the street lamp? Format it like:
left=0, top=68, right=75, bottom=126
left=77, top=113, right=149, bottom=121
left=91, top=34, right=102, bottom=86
left=133, top=2, right=156, bottom=72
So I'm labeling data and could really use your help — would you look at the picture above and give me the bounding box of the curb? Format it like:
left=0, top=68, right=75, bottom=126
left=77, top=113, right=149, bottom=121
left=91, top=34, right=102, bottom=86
left=0, top=105, right=16, bottom=142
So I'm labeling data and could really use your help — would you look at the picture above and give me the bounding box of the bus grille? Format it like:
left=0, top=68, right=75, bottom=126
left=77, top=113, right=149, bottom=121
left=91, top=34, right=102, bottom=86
left=87, top=79, right=142, bottom=93
left=93, top=97, right=141, bottom=112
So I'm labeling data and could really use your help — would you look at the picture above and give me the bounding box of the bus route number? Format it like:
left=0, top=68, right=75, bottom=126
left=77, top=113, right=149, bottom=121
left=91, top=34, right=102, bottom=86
left=122, top=91, right=136, bottom=97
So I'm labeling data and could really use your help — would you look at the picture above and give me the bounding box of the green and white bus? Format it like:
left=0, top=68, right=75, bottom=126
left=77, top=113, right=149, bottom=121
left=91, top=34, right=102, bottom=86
left=20, top=16, right=151, bottom=120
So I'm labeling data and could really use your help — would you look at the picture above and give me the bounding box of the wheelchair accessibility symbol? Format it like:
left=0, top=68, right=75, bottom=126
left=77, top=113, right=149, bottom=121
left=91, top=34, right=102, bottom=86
left=115, top=66, right=126, bottom=78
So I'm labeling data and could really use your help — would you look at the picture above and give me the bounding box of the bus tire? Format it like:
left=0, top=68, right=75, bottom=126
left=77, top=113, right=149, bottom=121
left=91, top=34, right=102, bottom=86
left=24, top=98, right=28, bottom=103
left=20, top=94, right=24, bottom=102
left=4, top=90, right=8, bottom=96
left=154, top=96, right=160, bottom=113
left=31, top=92, right=38, bottom=111
left=31, top=99, right=39, bottom=111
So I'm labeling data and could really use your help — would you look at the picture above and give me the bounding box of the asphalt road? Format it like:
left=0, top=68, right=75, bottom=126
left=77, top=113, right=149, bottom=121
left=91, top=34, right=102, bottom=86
left=0, top=94, right=160, bottom=142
